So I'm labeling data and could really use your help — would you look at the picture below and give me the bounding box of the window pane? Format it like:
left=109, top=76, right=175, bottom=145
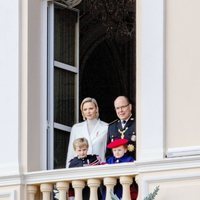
left=54, top=129, right=70, bottom=169
left=54, top=5, right=77, bottom=65
left=54, top=67, right=75, bottom=126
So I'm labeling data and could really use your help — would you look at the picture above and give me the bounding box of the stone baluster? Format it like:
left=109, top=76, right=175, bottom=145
left=87, top=178, right=101, bottom=200
left=40, top=183, right=53, bottom=200
left=56, top=181, right=70, bottom=200
left=27, top=185, right=38, bottom=200
left=120, top=176, right=133, bottom=200
left=135, top=175, right=141, bottom=200
left=72, top=180, right=85, bottom=200
left=103, top=177, right=117, bottom=200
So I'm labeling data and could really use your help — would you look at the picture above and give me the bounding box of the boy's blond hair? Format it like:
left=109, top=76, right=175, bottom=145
left=73, top=137, right=89, bottom=151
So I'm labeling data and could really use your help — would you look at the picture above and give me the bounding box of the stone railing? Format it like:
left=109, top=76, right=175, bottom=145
left=23, top=155, right=200, bottom=200
left=25, top=162, right=138, bottom=200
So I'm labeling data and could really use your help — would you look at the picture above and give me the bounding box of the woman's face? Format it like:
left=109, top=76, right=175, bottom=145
left=82, top=102, right=97, bottom=120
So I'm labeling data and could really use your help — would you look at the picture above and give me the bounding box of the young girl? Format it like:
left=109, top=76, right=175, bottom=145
left=105, top=138, right=137, bottom=200
left=106, top=138, right=134, bottom=164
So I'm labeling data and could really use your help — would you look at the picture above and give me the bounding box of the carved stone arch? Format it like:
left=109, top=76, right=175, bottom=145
left=79, top=25, right=125, bottom=93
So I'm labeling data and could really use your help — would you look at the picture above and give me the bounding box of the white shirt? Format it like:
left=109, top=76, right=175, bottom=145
left=121, top=120, right=127, bottom=129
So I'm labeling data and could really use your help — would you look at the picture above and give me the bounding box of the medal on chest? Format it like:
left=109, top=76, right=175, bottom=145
left=118, top=127, right=128, bottom=139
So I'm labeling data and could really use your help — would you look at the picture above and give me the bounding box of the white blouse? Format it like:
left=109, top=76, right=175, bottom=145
left=66, top=119, right=108, bottom=167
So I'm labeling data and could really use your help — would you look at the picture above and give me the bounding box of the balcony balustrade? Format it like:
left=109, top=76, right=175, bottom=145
left=2, top=156, right=197, bottom=200
left=25, top=162, right=138, bottom=200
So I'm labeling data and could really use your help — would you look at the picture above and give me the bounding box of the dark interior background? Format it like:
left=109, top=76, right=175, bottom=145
left=76, top=2, right=136, bottom=123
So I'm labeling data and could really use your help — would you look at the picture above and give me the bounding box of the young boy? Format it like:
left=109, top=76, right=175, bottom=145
left=68, top=137, right=101, bottom=168
left=68, top=137, right=101, bottom=200
left=105, top=138, right=137, bottom=200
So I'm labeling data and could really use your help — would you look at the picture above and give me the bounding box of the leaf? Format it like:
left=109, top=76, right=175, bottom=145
left=143, top=186, right=159, bottom=200
left=110, top=190, right=120, bottom=200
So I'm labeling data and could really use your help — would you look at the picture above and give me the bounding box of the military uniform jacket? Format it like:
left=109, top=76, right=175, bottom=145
left=106, top=117, right=136, bottom=159
left=66, top=119, right=108, bottom=167
left=69, top=154, right=101, bottom=168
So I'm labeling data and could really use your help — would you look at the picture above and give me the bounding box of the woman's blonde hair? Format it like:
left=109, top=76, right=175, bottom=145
left=80, top=97, right=99, bottom=120
left=73, top=137, right=89, bottom=150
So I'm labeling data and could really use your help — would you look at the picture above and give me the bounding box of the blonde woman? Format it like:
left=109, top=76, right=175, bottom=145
left=66, top=97, right=108, bottom=167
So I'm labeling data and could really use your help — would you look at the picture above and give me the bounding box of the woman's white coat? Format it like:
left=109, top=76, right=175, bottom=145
left=66, top=119, right=108, bottom=167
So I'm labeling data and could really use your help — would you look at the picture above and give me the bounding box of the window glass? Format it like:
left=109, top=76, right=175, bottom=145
left=54, top=128, right=70, bottom=169
left=54, top=67, right=75, bottom=126
left=47, top=2, right=79, bottom=170
left=54, top=5, right=77, bottom=66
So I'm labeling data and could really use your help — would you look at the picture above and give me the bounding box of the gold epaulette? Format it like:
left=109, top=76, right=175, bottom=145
left=109, top=119, right=118, bottom=125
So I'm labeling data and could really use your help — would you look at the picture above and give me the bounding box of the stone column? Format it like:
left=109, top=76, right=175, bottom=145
left=120, top=176, right=133, bottom=200
left=87, top=178, right=101, bottom=200
left=72, top=180, right=85, bottom=200
left=103, top=177, right=117, bottom=200
left=27, top=185, right=38, bottom=200
left=40, top=183, right=53, bottom=200
left=135, top=175, right=141, bottom=200
left=56, top=181, right=70, bottom=200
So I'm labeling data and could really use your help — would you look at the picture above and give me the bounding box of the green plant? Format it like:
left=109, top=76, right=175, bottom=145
left=110, top=185, right=159, bottom=200
left=110, top=190, right=120, bottom=200
left=144, top=186, right=160, bottom=200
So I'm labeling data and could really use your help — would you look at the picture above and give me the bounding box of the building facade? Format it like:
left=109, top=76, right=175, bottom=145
left=0, top=0, right=200, bottom=199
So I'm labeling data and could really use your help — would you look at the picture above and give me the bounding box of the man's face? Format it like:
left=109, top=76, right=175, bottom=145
left=112, top=145, right=127, bottom=159
left=75, top=146, right=88, bottom=159
left=114, top=97, right=132, bottom=120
